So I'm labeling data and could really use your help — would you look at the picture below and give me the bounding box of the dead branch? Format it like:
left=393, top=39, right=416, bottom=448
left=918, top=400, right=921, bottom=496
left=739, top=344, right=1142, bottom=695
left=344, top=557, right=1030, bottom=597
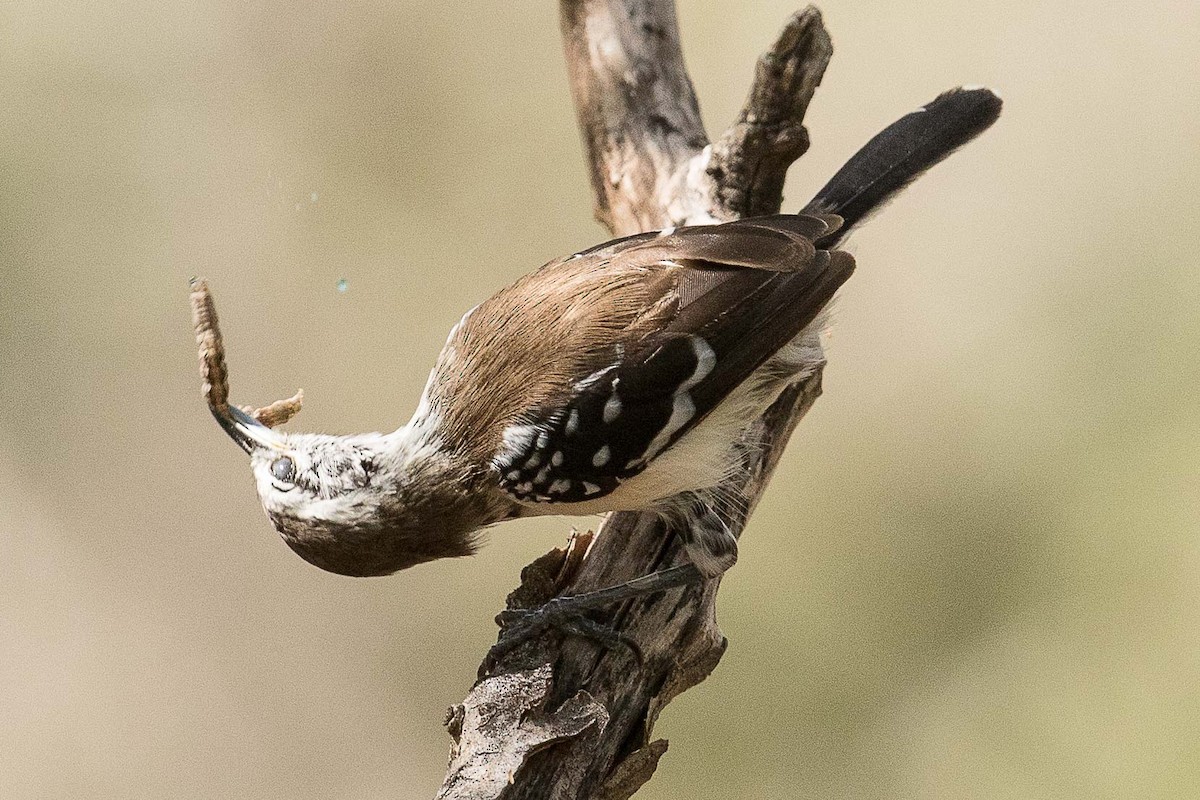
left=440, top=4, right=833, bottom=799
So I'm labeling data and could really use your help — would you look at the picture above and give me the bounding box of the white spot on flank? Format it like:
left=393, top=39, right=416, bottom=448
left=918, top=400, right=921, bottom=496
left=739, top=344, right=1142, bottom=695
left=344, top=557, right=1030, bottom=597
left=524, top=453, right=542, bottom=469
left=536, top=430, right=550, bottom=450
left=549, top=479, right=571, bottom=494
left=681, top=336, right=716, bottom=390
left=517, top=481, right=533, bottom=494
left=565, top=409, right=580, bottom=435
left=592, top=445, right=611, bottom=467
left=645, top=393, right=696, bottom=460
left=498, top=425, right=536, bottom=463
left=575, top=364, right=617, bottom=390
left=669, top=393, right=697, bottom=433
left=583, top=482, right=602, bottom=496
left=603, top=395, right=622, bottom=424
left=506, top=470, right=520, bottom=481
left=535, top=465, right=551, bottom=485
left=551, top=451, right=564, bottom=467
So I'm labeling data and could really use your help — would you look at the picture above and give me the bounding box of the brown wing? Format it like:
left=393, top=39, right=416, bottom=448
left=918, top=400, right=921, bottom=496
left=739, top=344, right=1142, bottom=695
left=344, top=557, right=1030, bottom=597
left=426, top=215, right=853, bottom=503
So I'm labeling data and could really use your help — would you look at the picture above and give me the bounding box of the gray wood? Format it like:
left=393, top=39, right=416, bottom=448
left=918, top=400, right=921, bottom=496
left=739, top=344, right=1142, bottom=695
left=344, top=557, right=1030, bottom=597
left=437, top=4, right=834, bottom=798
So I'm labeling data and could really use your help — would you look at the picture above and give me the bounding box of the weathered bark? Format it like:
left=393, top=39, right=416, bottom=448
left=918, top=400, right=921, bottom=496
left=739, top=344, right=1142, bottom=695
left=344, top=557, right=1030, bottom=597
left=438, top=5, right=833, bottom=798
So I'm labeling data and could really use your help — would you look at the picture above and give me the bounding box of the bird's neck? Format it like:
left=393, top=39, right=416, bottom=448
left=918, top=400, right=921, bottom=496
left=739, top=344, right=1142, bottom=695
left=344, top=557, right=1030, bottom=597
left=387, top=407, right=518, bottom=530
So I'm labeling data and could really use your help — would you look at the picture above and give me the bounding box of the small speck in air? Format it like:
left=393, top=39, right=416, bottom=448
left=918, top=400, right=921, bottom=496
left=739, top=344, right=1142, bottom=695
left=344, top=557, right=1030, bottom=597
left=310, top=192, right=318, bottom=203
left=336, top=278, right=349, bottom=293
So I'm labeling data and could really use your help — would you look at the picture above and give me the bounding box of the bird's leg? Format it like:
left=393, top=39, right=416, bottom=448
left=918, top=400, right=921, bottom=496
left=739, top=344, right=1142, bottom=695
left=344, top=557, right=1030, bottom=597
left=673, top=491, right=740, bottom=579
left=485, top=498, right=738, bottom=672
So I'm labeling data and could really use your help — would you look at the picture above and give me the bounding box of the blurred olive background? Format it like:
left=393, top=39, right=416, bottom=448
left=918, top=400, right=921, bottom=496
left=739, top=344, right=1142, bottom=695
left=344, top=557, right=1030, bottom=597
left=2, top=0, right=1198, bottom=797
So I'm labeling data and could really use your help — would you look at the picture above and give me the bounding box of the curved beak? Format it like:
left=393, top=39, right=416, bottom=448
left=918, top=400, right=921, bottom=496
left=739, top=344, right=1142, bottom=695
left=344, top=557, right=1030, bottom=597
left=212, top=404, right=284, bottom=455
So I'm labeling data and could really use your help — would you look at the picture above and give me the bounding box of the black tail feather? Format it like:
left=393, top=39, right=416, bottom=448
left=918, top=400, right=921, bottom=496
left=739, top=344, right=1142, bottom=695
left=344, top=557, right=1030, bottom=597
left=805, top=87, right=1002, bottom=246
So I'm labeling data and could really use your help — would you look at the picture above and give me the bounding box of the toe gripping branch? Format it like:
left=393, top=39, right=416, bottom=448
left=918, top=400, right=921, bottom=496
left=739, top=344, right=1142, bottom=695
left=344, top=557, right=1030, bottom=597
left=482, top=528, right=706, bottom=678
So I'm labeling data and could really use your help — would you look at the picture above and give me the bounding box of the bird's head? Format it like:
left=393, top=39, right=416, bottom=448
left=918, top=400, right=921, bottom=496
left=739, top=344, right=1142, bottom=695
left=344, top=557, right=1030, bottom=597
left=214, top=405, right=485, bottom=576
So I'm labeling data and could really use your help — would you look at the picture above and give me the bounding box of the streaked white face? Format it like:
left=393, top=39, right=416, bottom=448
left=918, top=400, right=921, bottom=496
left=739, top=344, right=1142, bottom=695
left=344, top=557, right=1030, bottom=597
left=214, top=403, right=471, bottom=577
left=247, top=432, right=387, bottom=523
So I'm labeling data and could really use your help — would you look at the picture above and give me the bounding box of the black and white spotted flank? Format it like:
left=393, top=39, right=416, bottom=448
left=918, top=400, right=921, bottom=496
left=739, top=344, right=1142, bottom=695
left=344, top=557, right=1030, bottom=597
left=494, top=333, right=720, bottom=503
left=492, top=214, right=856, bottom=505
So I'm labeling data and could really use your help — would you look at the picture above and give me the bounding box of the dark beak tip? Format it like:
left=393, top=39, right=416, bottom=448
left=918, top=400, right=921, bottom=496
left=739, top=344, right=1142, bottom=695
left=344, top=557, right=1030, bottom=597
left=212, top=404, right=261, bottom=455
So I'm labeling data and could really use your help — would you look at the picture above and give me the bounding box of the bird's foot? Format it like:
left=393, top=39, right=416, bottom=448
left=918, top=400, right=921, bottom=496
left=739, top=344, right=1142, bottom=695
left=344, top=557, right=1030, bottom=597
left=480, top=563, right=706, bottom=677
left=483, top=596, right=643, bottom=675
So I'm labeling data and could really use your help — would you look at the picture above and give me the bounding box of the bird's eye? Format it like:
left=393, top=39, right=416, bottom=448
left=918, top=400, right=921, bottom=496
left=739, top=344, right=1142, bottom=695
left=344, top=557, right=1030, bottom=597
left=270, top=456, right=296, bottom=484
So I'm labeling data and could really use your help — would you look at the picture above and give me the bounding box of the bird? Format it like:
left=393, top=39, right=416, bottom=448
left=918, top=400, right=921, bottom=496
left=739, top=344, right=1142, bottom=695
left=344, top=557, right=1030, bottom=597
left=208, top=87, right=1001, bottom=630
